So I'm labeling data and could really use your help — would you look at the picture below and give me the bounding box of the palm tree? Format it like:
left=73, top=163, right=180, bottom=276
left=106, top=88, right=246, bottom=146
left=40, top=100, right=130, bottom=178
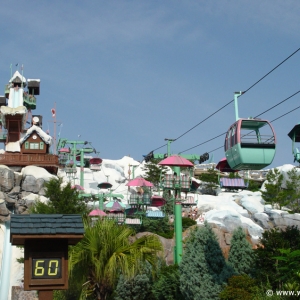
left=69, top=219, right=163, bottom=299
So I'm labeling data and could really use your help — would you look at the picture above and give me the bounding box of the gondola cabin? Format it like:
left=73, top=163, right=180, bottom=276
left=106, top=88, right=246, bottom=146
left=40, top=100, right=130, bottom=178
left=287, top=123, right=300, bottom=163
left=224, top=118, right=276, bottom=170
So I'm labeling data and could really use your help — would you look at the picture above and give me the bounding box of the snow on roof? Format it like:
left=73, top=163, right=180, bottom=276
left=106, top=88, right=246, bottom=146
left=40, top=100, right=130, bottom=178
left=9, top=71, right=26, bottom=83
left=0, top=106, right=27, bottom=128
left=6, top=142, right=20, bottom=152
left=27, top=79, right=40, bottom=82
left=19, top=125, right=52, bottom=145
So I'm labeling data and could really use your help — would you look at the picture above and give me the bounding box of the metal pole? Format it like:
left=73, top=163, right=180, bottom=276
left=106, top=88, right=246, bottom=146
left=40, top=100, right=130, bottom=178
left=234, top=91, right=242, bottom=121
left=80, top=149, right=84, bottom=188
left=164, top=138, right=175, bottom=157
left=172, top=165, right=182, bottom=264
left=174, top=201, right=183, bottom=264
left=0, top=220, right=12, bottom=300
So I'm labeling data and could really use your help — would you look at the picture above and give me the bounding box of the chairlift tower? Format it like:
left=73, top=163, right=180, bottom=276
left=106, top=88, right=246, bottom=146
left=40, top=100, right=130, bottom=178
left=144, top=139, right=205, bottom=264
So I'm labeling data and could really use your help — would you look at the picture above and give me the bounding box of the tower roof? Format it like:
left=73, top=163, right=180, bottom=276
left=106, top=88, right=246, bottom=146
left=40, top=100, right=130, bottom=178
left=9, top=71, right=26, bottom=85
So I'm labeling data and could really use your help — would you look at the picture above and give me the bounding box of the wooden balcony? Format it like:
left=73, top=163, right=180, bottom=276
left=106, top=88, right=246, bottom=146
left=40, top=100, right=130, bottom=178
left=0, top=153, right=59, bottom=174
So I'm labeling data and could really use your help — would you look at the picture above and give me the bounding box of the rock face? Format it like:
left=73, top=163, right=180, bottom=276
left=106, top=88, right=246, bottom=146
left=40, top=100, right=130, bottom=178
left=0, top=166, right=55, bottom=222
left=0, top=166, right=15, bottom=192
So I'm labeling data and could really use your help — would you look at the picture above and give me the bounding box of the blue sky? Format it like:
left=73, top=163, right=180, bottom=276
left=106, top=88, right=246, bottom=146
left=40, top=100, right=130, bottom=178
left=1, top=1, right=300, bottom=169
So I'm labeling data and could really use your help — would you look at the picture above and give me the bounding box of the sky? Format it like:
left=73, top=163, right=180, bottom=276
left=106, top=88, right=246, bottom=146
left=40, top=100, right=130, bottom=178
left=0, top=0, right=300, bottom=169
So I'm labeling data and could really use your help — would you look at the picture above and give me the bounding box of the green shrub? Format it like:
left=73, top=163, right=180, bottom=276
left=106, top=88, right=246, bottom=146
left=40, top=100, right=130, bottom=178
left=219, top=274, right=257, bottom=300
left=182, top=217, right=196, bottom=229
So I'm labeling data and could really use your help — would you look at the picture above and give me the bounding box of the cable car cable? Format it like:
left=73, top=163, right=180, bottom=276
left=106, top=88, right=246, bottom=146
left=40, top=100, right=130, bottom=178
left=179, top=90, right=300, bottom=153
left=171, top=47, right=300, bottom=143
left=242, top=47, right=300, bottom=94
left=255, top=90, right=300, bottom=118
left=147, top=47, right=300, bottom=156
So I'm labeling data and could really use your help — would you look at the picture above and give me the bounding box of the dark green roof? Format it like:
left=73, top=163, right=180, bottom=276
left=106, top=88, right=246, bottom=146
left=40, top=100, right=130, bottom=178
left=10, top=214, right=84, bottom=236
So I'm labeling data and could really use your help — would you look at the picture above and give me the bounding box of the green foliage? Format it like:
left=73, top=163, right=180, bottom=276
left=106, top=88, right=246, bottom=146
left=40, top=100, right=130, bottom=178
left=254, top=226, right=300, bottom=289
left=247, top=179, right=262, bottom=192
left=179, top=222, right=234, bottom=300
left=152, top=265, right=184, bottom=300
left=182, top=217, right=196, bottom=230
left=162, top=190, right=173, bottom=215
left=69, top=219, right=162, bottom=299
left=142, top=159, right=168, bottom=188
left=114, top=274, right=153, bottom=300
left=31, top=177, right=89, bottom=215
left=261, top=167, right=300, bottom=212
left=261, top=168, right=287, bottom=209
left=219, top=274, right=258, bottom=300
left=228, top=227, right=254, bottom=276
left=139, top=217, right=174, bottom=239
left=284, top=168, right=300, bottom=213
left=198, top=168, right=219, bottom=184
left=229, top=172, right=240, bottom=179
left=198, top=168, right=219, bottom=195
left=273, top=248, right=300, bottom=283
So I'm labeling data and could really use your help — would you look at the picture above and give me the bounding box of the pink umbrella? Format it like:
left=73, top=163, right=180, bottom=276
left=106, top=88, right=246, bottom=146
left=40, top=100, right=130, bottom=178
left=216, top=158, right=239, bottom=173
left=59, top=147, right=70, bottom=153
left=126, top=177, right=154, bottom=187
left=158, top=155, right=194, bottom=167
left=105, top=201, right=125, bottom=212
left=89, top=209, right=107, bottom=216
left=71, top=184, right=85, bottom=190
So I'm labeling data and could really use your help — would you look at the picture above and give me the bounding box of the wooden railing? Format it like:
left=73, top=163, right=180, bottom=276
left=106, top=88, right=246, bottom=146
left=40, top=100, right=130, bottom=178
left=0, top=153, right=59, bottom=166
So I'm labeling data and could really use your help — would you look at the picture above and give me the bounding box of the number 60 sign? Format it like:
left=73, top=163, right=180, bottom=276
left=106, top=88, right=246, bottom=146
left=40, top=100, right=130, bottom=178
left=32, top=258, right=62, bottom=279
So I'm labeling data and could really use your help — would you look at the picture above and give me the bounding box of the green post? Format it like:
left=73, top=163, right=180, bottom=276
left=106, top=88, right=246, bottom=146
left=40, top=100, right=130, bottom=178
left=165, top=138, right=175, bottom=156
left=80, top=148, right=84, bottom=187
left=174, top=201, right=183, bottom=264
left=173, top=165, right=182, bottom=264
left=234, top=91, right=242, bottom=121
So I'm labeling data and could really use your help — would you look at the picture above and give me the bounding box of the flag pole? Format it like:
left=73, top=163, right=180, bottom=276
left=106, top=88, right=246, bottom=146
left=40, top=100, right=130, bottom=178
left=49, top=104, right=61, bottom=155
left=53, top=102, right=56, bottom=154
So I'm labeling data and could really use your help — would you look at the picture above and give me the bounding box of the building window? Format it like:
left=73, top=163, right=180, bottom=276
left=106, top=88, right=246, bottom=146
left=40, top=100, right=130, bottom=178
left=25, top=141, right=29, bottom=149
left=29, top=143, right=39, bottom=149
left=40, top=142, right=44, bottom=150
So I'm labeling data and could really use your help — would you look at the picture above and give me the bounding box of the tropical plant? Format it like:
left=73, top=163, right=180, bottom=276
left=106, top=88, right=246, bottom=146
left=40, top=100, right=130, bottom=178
left=69, top=219, right=163, bottom=299
left=228, top=227, right=254, bottom=276
left=30, top=177, right=89, bottom=215
left=179, top=222, right=234, bottom=299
